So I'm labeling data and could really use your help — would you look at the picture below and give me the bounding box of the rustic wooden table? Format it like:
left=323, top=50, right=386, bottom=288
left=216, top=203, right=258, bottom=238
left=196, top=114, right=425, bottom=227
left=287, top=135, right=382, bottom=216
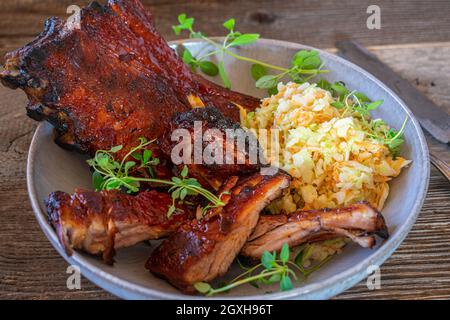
left=0, top=0, right=449, bottom=300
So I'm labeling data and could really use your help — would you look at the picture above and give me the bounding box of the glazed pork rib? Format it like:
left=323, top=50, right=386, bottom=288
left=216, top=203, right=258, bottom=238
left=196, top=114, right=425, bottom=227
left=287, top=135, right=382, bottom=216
left=0, top=0, right=259, bottom=162
left=241, top=202, right=389, bottom=260
left=146, top=172, right=291, bottom=293
left=46, top=188, right=192, bottom=264
left=159, top=106, right=263, bottom=190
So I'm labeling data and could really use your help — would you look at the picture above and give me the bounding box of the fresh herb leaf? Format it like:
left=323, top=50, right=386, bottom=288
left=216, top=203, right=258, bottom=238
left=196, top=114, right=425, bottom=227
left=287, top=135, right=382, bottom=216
left=388, top=137, right=403, bottom=155
left=97, top=154, right=110, bottom=168
left=280, top=243, right=290, bottom=263
left=142, top=149, right=152, bottom=164
left=180, top=188, right=188, bottom=200
left=250, top=63, right=267, bottom=81
left=300, top=55, right=322, bottom=70
left=223, top=18, right=235, bottom=31
left=267, top=86, right=278, bottom=95
left=331, top=101, right=345, bottom=109
left=255, top=75, right=279, bottom=89
left=124, top=161, right=136, bottom=173
left=353, top=91, right=370, bottom=103
left=182, top=48, right=196, bottom=69
left=167, top=205, right=176, bottom=218
left=110, top=145, right=123, bottom=153
left=172, top=176, right=182, bottom=184
left=180, top=165, right=189, bottom=178
left=171, top=188, right=181, bottom=200
left=193, top=282, right=211, bottom=294
left=261, top=251, right=275, bottom=269
left=365, top=99, right=383, bottom=110
left=331, top=82, right=349, bottom=98
left=105, top=179, right=121, bottom=190
left=228, top=33, right=259, bottom=47
left=199, top=61, right=219, bottom=76
left=385, top=117, right=408, bottom=156
left=131, top=152, right=142, bottom=161
left=138, top=137, right=148, bottom=144
left=316, top=78, right=331, bottom=91
left=92, top=171, right=105, bottom=191
left=172, top=13, right=194, bottom=35
left=280, top=275, right=293, bottom=291
left=268, top=274, right=281, bottom=284
left=292, top=50, right=317, bottom=66
left=218, top=60, right=231, bottom=88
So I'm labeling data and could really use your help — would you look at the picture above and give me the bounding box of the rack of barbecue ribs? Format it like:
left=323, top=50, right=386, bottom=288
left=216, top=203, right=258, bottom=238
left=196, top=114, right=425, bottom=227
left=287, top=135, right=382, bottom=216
left=46, top=187, right=389, bottom=262
left=0, top=0, right=259, bottom=170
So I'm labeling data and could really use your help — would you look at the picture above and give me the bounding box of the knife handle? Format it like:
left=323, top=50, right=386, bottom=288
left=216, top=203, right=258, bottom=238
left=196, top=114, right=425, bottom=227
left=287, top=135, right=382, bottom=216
left=430, top=152, right=450, bottom=182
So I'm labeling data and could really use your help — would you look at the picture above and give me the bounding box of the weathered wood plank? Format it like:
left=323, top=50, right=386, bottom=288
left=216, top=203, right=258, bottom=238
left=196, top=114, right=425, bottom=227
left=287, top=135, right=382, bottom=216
left=1, top=0, right=450, bottom=49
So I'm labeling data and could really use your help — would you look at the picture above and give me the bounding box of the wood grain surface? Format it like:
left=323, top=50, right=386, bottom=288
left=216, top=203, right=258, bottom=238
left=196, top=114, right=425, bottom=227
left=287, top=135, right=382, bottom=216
left=0, top=0, right=449, bottom=300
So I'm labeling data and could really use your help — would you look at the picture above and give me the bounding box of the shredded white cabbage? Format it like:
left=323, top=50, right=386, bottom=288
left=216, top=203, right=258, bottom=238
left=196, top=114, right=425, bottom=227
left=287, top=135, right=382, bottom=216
left=243, top=82, right=411, bottom=211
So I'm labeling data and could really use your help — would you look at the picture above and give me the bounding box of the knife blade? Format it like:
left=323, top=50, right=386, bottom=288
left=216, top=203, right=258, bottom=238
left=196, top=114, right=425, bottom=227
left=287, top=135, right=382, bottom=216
left=335, top=40, right=450, bottom=144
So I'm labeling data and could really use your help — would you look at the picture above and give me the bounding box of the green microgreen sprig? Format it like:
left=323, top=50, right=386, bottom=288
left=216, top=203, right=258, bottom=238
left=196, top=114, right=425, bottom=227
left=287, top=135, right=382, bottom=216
left=369, top=117, right=408, bottom=157
left=194, top=243, right=298, bottom=296
left=317, top=79, right=383, bottom=117
left=253, top=50, right=328, bottom=94
left=316, top=79, right=408, bottom=156
left=86, top=137, right=225, bottom=217
left=173, top=14, right=328, bottom=92
left=193, top=242, right=336, bottom=296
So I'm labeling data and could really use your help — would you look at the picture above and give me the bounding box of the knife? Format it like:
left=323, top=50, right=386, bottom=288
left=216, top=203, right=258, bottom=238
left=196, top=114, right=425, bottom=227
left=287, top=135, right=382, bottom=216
left=335, top=40, right=450, bottom=144
left=336, top=40, right=450, bottom=181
